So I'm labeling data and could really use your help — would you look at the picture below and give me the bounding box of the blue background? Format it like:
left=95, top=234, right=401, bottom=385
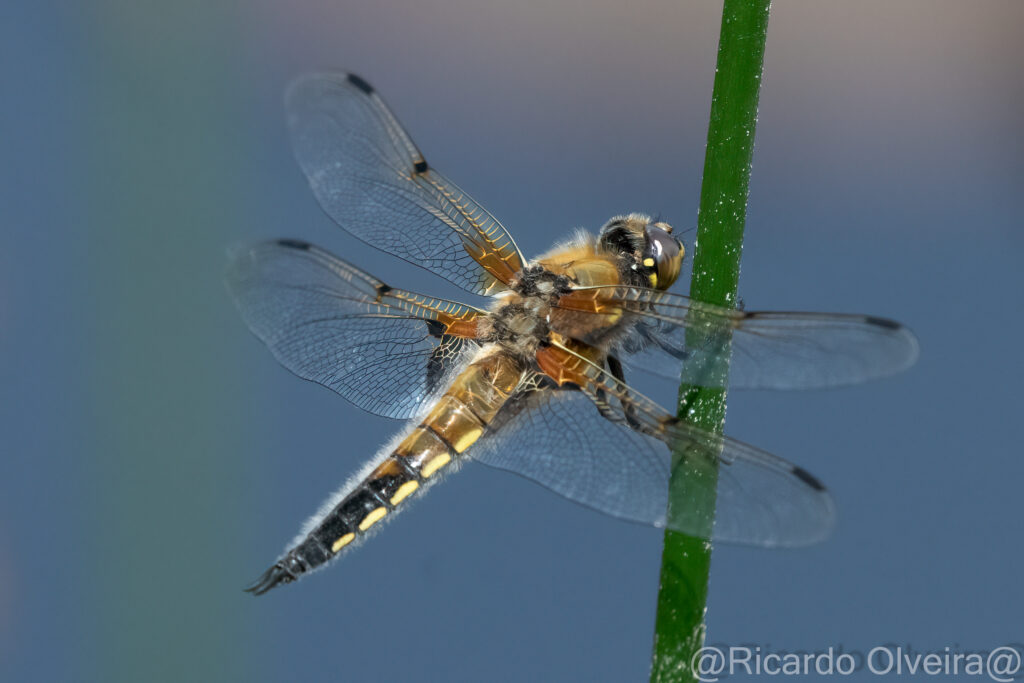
left=2, top=1, right=1021, bottom=681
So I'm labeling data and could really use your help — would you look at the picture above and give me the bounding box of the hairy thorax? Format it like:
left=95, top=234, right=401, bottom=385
left=479, top=240, right=632, bottom=360
left=479, top=265, right=571, bottom=358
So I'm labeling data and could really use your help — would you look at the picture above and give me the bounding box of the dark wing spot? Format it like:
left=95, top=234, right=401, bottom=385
left=413, top=159, right=429, bottom=174
left=376, top=284, right=393, bottom=295
left=276, top=238, right=311, bottom=250
left=425, top=320, right=445, bottom=338
left=606, top=355, right=626, bottom=384
left=864, top=316, right=902, bottom=331
left=791, top=466, right=826, bottom=492
left=346, top=73, right=375, bottom=95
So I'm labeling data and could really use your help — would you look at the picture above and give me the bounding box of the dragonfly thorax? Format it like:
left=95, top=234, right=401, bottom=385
left=486, top=301, right=552, bottom=356
left=511, top=264, right=574, bottom=300
left=482, top=266, right=573, bottom=357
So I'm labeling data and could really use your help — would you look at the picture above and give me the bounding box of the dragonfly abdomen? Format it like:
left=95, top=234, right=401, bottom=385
left=245, top=352, right=525, bottom=595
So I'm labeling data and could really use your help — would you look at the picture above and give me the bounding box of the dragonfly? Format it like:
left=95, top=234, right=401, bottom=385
left=227, top=72, right=919, bottom=595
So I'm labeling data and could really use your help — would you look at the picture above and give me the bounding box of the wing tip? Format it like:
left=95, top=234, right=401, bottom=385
left=864, top=315, right=902, bottom=331
left=345, top=72, right=375, bottom=95
left=868, top=316, right=921, bottom=374
left=790, top=465, right=826, bottom=492
left=285, top=70, right=373, bottom=111
left=275, top=238, right=312, bottom=251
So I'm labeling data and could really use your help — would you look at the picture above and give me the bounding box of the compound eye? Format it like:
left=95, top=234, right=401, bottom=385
left=642, top=225, right=684, bottom=290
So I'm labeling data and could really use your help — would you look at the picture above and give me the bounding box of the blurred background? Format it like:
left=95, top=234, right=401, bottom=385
left=2, top=1, right=1022, bottom=681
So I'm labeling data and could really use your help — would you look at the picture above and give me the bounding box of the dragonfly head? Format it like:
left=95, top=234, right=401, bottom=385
left=598, top=214, right=685, bottom=290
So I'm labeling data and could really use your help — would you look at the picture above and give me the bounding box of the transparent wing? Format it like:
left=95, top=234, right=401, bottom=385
left=226, top=239, right=484, bottom=419
left=557, top=285, right=919, bottom=389
left=472, top=377, right=834, bottom=547
left=286, top=72, right=526, bottom=296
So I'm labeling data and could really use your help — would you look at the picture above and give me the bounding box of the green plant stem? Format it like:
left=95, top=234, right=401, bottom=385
left=650, top=1, right=771, bottom=681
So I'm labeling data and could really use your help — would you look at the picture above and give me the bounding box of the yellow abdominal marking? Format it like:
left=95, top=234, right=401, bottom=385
left=452, top=427, right=483, bottom=453
left=390, top=480, right=419, bottom=505
left=331, top=532, right=355, bottom=553
left=358, top=506, right=388, bottom=531
left=421, top=452, right=452, bottom=478
left=648, top=273, right=658, bottom=287
left=643, top=257, right=655, bottom=267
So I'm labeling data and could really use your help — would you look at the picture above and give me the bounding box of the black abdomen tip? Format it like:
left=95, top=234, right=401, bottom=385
left=346, top=73, right=375, bottom=95
left=244, top=563, right=296, bottom=596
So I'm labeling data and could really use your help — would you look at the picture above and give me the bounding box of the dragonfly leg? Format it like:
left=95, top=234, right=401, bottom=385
left=606, top=355, right=643, bottom=432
